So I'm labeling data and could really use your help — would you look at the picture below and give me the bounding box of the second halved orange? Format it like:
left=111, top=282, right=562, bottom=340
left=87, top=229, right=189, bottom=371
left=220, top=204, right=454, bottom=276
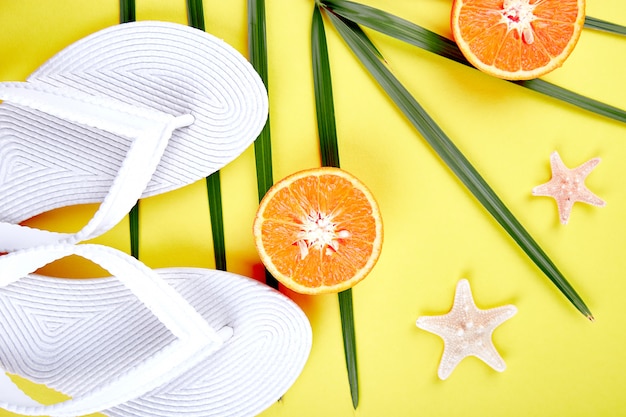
left=451, top=0, right=585, bottom=80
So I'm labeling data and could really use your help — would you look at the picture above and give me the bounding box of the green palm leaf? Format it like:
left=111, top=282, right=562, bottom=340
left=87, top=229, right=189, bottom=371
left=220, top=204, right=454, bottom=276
left=312, top=5, right=359, bottom=409
left=320, top=0, right=626, bottom=125
left=320, top=7, right=593, bottom=320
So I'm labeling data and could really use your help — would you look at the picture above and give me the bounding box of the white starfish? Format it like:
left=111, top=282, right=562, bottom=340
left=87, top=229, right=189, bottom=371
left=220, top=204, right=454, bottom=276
left=416, top=279, right=517, bottom=380
left=532, top=151, right=606, bottom=225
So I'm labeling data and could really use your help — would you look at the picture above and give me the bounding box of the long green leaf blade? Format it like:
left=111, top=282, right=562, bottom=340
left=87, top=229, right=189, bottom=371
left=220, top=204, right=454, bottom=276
left=585, top=16, right=626, bottom=36
left=321, top=0, right=626, bottom=125
left=312, top=6, right=341, bottom=168
left=248, top=0, right=279, bottom=289
left=128, top=203, right=139, bottom=259
left=248, top=0, right=273, bottom=200
left=120, top=0, right=139, bottom=258
left=119, top=0, right=135, bottom=24
left=312, top=6, right=359, bottom=409
left=514, top=78, right=626, bottom=123
left=205, top=173, right=227, bottom=271
left=324, top=10, right=593, bottom=320
left=186, top=0, right=227, bottom=271
left=338, top=289, right=359, bottom=407
left=187, top=0, right=205, bottom=31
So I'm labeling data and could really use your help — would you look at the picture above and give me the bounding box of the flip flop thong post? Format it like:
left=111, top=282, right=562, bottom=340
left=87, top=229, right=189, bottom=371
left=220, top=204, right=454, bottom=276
left=0, top=21, right=268, bottom=250
left=0, top=244, right=312, bottom=417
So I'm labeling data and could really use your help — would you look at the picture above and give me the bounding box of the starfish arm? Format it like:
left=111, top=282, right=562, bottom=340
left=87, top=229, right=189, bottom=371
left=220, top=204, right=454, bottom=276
left=416, top=315, right=466, bottom=380
left=574, top=157, right=601, bottom=179
left=576, top=188, right=606, bottom=208
left=475, top=306, right=517, bottom=370
left=454, top=279, right=478, bottom=310
left=557, top=199, right=573, bottom=224
left=549, top=151, right=569, bottom=176
left=438, top=344, right=466, bottom=380
left=531, top=181, right=559, bottom=197
left=416, top=315, right=454, bottom=335
left=473, top=341, right=507, bottom=372
left=481, top=305, right=518, bottom=327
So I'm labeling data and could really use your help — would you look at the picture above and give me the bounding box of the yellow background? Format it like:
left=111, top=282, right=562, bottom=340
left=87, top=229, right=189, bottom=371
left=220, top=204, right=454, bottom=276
left=2, top=0, right=626, bottom=416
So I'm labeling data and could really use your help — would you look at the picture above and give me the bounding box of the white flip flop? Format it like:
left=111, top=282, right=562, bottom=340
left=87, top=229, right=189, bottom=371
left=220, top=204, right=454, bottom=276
left=0, top=21, right=268, bottom=251
left=0, top=243, right=311, bottom=417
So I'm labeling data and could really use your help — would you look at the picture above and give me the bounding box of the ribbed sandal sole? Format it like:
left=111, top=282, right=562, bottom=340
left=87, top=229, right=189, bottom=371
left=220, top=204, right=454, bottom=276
left=0, top=268, right=311, bottom=417
left=0, top=21, right=268, bottom=224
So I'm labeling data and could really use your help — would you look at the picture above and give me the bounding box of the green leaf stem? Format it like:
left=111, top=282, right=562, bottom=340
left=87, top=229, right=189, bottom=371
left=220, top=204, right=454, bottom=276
left=312, top=6, right=341, bottom=169
left=119, top=0, right=139, bottom=259
left=515, top=78, right=626, bottom=124
left=338, top=289, right=359, bottom=407
left=312, top=5, right=359, bottom=409
left=185, top=0, right=227, bottom=271
left=119, top=0, right=135, bottom=25
left=585, top=16, right=626, bottom=36
left=248, top=0, right=279, bottom=289
left=322, top=8, right=594, bottom=320
left=205, top=174, right=227, bottom=271
left=186, top=0, right=205, bottom=31
left=128, top=203, right=139, bottom=259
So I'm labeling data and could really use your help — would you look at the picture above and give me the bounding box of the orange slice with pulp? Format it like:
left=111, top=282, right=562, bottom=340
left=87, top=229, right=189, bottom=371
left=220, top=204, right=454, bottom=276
left=253, top=167, right=383, bottom=294
left=451, top=0, right=585, bottom=80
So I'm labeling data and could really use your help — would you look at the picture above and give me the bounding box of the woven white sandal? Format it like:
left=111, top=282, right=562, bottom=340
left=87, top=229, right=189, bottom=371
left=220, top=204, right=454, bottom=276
left=0, top=244, right=311, bottom=417
left=0, top=21, right=267, bottom=251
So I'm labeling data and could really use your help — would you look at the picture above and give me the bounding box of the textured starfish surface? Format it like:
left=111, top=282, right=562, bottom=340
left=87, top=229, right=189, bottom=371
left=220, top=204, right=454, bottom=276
left=532, top=151, right=606, bottom=225
left=416, top=279, right=517, bottom=380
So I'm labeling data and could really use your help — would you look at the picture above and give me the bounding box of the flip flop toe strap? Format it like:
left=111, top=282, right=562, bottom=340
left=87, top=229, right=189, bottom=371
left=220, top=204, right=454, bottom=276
left=0, top=244, right=226, bottom=417
left=0, top=82, right=194, bottom=251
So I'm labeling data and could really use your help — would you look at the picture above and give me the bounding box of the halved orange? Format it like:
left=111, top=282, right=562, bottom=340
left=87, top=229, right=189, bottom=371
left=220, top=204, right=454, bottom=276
left=253, top=167, right=383, bottom=295
left=451, top=0, right=586, bottom=80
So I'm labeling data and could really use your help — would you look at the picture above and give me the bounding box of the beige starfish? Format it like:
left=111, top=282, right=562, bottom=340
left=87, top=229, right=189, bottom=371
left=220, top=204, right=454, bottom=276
left=532, top=151, right=606, bottom=225
left=416, top=279, right=517, bottom=380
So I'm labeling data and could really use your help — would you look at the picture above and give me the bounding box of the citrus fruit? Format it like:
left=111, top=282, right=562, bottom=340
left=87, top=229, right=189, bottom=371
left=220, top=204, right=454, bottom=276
left=451, top=0, right=585, bottom=80
left=253, top=167, right=383, bottom=295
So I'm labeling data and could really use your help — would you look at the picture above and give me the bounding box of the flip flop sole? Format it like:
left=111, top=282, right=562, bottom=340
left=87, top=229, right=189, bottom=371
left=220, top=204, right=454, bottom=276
left=0, top=21, right=268, bottom=224
left=0, top=268, right=310, bottom=417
